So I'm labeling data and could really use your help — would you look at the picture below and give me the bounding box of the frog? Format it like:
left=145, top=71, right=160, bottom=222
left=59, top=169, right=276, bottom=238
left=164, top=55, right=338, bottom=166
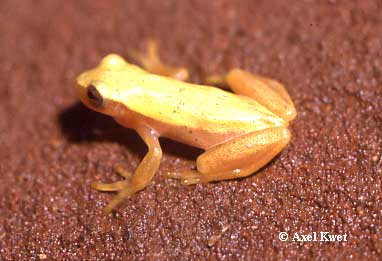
left=76, top=40, right=297, bottom=214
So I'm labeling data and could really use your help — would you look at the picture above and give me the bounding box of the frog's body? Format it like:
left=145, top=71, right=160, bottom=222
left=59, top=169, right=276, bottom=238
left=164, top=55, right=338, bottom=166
left=76, top=41, right=296, bottom=213
left=78, top=60, right=286, bottom=149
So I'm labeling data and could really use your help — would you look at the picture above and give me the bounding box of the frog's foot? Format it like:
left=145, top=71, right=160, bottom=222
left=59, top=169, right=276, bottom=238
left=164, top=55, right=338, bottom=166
left=92, top=179, right=147, bottom=214
left=166, top=170, right=209, bottom=185
left=127, top=39, right=189, bottom=81
left=203, top=74, right=230, bottom=89
left=167, top=167, right=264, bottom=186
left=92, top=164, right=156, bottom=214
left=91, top=165, right=134, bottom=213
left=101, top=182, right=140, bottom=214
left=91, top=164, right=132, bottom=192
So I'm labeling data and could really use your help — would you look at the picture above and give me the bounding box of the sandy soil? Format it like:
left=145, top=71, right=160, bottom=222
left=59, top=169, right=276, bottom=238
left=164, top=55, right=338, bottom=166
left=1, top=0, right=381, bottom=259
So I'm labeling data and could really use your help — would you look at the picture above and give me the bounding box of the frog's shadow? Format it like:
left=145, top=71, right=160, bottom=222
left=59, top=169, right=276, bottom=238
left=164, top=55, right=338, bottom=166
left=58, top=102, right=202, bottom=161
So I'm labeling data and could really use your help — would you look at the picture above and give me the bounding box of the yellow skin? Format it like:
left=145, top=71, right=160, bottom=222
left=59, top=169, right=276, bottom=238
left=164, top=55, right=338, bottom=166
left=76, top=41, right=297, bottom=214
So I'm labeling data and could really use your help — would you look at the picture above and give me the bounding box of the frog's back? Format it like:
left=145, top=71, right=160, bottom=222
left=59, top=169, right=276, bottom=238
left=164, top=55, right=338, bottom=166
left=117, top=68, right=286, bottom=135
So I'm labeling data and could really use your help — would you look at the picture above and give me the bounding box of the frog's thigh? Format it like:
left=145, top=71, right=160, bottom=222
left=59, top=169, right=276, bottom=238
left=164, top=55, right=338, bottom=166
left=102, top=124, right=162, bottom=214
left=127, top=40, right=189, bottom=81
left=226, top=69, right=297, bottom=121
left=169, top=127, right=290, bottom=185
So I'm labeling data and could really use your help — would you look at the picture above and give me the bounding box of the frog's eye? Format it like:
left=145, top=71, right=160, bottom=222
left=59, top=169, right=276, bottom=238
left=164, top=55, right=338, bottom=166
left=87, top=85, right=104, bottom=108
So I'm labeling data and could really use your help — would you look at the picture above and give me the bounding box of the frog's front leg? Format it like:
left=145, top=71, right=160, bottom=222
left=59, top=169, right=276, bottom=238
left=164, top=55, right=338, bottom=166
left=94, top=124, right=162, bottom=214
left=167, top=127, right=290, bottom=185
left=127, top=40, right=189, bottom=81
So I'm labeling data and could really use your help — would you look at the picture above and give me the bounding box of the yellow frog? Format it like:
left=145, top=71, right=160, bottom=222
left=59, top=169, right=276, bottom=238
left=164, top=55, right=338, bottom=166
left=76, top=41, right=296, bottom=213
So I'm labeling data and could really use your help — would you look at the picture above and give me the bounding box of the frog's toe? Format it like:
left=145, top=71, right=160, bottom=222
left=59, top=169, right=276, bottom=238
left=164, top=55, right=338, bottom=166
left=203, top=74, right=229, bottom=89
left=102, top=182, right=145, bottom=214
left=91, top=165, right=132, bottom=192
left=166, top=170, right=208, bottom=185
left=91, top=180, right=128, bottom=192
left=91, top=180, right=138, bottom=214
left=113, top=164, right=132, bottom=179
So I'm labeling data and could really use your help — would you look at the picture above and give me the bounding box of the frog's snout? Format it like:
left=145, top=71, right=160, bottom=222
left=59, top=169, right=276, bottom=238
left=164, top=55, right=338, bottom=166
left=75, top=70, right=89, bottom=88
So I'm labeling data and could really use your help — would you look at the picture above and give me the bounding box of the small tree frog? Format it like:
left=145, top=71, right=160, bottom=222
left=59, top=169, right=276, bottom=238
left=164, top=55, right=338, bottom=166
left=76, top=41, right=297, bottom=213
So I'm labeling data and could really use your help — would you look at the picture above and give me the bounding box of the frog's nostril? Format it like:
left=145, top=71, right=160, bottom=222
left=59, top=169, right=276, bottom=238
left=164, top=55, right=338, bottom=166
left=87, top=85, right=104, bottom=108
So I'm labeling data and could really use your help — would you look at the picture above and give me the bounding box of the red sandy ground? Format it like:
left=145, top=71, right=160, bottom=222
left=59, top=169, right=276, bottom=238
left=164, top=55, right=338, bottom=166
left=0, top=0, right=381, bottom=259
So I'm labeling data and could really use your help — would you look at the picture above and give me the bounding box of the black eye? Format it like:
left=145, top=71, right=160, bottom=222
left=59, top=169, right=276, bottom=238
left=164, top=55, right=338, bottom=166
left=87, top=85, right=103, bottom=108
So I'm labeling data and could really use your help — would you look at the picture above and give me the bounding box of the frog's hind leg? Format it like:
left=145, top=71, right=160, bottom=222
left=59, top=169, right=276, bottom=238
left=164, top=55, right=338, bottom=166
left=127, top=39, right=189, bottom=81
left=227, top=69, right=296, bottom=121
left=167, top=127, right=290, bottom=185
left=204, top=69, right=296, bottom=122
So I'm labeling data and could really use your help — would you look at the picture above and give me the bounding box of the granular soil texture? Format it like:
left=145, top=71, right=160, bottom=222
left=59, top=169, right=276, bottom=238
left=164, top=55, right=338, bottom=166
left=1, top=0, right=381, bottom=259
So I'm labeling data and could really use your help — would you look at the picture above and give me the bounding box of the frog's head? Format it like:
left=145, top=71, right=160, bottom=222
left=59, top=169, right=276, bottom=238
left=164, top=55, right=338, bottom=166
left=76, top=54, right=132, bottom=117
